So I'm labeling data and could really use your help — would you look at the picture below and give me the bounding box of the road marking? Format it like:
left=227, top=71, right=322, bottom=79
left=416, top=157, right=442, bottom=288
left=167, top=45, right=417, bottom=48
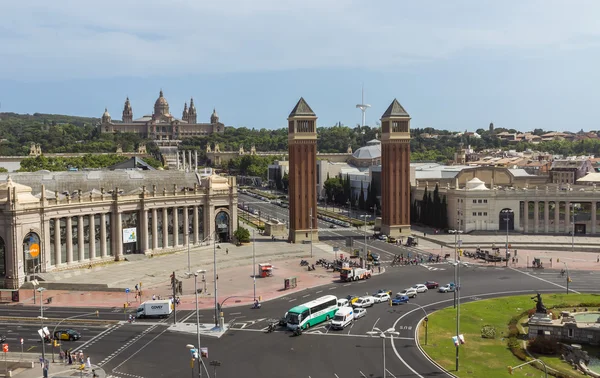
left=329, top=287, right=336, bottom=290
left=229, top=312, right=242, bottom=315
left=316, top=290, right=323, bottom=294
left=302, top=294, right=310, bottom=298
left=511, top=267, right=581, bottom=294
left=386, top=369, right=397, bottom=378
left=334, top=374, right=340, bottom=378
left=111, top=326, right=173, bottom=378
left=343, top=283, right=351, bottom=287
left=359, top=372, right=367, bottom=378
left=371, top=318, right=380, bottom=333
left=289, top=299, right=297, bottom=302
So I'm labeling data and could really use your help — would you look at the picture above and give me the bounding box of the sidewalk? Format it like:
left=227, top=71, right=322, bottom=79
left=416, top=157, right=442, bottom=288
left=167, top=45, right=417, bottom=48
left=9, top=364, right=106, bottom=378
left=16, top=235, right=344, bottom=310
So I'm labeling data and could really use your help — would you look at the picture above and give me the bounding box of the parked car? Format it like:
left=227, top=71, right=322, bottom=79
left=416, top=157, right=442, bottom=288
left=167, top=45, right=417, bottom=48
left=412, top=284, right=428, bottom=293
left=352, top=296, right=376, bottom=308
left=353, top=308, right=367, bottom=320
left=54, top=329, right=81, bottom=341
left=439, top=283, right=456, bottom=293
left=373, top=289, right=393, bottom=296
left=373, top=293, right=391, bottom=303
left=346, top=295, right=360, bottom=305
left=424, top=281, right=439, bottom=289
left=398, top=288, right=417, bottom=298
left=391, top=295, right=409, bottom=305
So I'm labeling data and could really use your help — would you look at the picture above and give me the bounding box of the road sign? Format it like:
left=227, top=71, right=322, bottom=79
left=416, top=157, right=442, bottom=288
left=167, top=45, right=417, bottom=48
left=125, top=288, right=130, bottom=294
left=2, top=344, right=8, bottom=353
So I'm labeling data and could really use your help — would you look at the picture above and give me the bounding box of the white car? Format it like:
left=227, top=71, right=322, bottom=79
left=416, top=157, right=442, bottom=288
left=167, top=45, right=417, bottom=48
left=412, top=284, right=428, bottom=293
left=398, top=288, right=417, bottom=298
left=373, top=293, right=391, bottom=303
left=353, top=308, right=367, bottom=320
left=352, top=296, right=376, bottom=308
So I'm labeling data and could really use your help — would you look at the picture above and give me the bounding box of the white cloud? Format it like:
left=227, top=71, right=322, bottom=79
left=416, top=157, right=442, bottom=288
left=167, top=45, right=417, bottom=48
left=2, top=0, right=600, bottom=80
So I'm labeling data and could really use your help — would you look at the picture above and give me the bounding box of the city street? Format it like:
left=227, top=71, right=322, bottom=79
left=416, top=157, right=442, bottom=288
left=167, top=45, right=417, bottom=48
left=7, top=261, right=592, bottom=377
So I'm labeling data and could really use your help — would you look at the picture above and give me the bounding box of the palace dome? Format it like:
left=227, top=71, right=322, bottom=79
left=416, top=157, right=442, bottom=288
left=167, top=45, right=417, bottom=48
left=154, top=90, right=170, bottom=116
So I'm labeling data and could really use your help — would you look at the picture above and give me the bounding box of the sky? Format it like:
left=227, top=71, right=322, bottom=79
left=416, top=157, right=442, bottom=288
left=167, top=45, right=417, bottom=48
left=1, top=0, right=600, bottom=132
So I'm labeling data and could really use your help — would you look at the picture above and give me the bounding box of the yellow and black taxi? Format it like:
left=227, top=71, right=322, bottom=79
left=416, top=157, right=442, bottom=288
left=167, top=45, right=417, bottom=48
left=53, top=329, right=81, bottom=341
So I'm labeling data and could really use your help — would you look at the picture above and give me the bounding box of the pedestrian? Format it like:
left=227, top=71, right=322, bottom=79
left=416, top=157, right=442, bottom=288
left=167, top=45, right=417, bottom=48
left=152, top=294, right=156, bottom=300
left=597, top=255, right=599, bottom=263
left=378, top=266, right=381, bottom=273
left=92, top=370, right=99, bottom=378
left=86, top=356, right=91, bottom=369
left=226, top=248, right=229, bottom=254
left=135, top=284, right=139, bottom=291
left=67, top=352, right=72, bottom=365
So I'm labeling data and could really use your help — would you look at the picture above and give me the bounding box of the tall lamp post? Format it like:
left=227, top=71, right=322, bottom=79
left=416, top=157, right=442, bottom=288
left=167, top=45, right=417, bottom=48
left=36, top=287, right=47, bottom=372
left=212, top=231, right=219, bottom=328
left=360, top=214, right=368, bottom=262
left=186, top=269, right=207, bottom=378
left=501, top=209, right=513, bottom=267
left=309, top=208, right=314, bottom=258
left=449, top=224, right=463, bottom=372
left=571, top=204, right=577, bottom=253
left=252, top=229, right=256, bottom=301
left=563, top=262, right=571, bottom=295
left=366, top=327, right=400, bottom=378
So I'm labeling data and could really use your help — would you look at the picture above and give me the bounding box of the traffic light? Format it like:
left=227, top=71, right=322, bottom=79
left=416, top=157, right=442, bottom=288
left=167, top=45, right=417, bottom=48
left=190, top=358, right=195, bottom=368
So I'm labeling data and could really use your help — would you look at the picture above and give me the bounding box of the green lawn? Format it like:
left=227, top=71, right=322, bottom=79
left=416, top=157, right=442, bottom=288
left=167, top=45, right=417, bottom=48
left=418, top=293, right=600, bottom=377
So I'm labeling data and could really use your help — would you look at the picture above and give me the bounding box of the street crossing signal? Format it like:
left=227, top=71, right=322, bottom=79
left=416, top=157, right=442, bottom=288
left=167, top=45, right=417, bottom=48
left=2, top=344, right=8, bottom=353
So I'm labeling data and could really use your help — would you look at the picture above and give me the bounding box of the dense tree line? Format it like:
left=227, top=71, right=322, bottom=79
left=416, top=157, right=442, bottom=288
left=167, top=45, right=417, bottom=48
left=323, top=174, right=380, bottom=212
left=411, top=184, right=448, bottom=229
left=17, top=154, right=161, bottom=172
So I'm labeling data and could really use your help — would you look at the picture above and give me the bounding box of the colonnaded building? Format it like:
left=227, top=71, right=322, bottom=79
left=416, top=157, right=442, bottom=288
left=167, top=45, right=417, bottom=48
left=0, top=171, right=238, bottom=290
left=100, top=90, right=226, bottom=140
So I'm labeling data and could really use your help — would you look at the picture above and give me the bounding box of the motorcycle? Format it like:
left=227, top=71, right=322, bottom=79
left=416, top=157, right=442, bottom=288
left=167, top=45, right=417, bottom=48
left=292, top=327, right=303, bottom=337
left=300, top=260, right=309, bottom=266
left=252, top=302, right=262, bottom=309
left=266, top=323, right=277, bottom=333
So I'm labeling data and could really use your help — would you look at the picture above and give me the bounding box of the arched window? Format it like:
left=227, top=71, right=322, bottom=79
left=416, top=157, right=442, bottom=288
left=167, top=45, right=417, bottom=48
left=23, top=232, right=41, bottom=274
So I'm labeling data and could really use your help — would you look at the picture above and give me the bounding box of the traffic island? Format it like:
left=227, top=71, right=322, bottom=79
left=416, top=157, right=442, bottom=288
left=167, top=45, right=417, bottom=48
left=417, top=293, right=600, bottom=377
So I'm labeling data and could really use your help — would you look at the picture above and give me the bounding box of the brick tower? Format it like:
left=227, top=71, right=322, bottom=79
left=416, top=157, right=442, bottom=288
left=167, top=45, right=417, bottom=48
left=380, top=99, right=411, bottom=237
left=287, top=98, right=318, bottom=243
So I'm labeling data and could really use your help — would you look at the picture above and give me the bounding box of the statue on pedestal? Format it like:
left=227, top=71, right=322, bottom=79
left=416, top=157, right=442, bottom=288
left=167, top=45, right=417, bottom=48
left=532, top=292, right=547, bottom=314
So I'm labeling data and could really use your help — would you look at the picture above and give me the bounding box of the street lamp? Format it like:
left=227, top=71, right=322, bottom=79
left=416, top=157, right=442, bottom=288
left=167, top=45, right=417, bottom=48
left=36, top=287, right=47, bottom=372
left=309, top=208, right=313, bottom=258
left=212, top=231, right=219, bottom=329
left=501, top=209, right=513, bottom=267
left=563, top=262, right=571, bottom=295
left=186, top=269, right=207, bottom=378
left=360, top=214, right=368, bottom=262
left=366, top=327, right=400, bottom=378
left=449, top=226, right=463, bottom=372
left=252, top=229, right=256, bottom=301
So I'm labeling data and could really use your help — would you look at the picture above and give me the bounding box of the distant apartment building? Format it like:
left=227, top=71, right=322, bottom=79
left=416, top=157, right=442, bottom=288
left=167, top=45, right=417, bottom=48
left=550, top=159, right=594, bottom=185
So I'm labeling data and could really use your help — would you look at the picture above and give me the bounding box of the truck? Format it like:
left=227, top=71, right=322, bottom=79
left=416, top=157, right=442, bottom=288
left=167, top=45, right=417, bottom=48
left=340, top=267, right=372, bottom=282
left=136, top=300, right=173, bottom=319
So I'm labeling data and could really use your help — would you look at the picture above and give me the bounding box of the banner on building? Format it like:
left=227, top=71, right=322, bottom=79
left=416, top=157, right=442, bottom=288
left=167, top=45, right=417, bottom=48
left=123, top=228, right=137, bottom=243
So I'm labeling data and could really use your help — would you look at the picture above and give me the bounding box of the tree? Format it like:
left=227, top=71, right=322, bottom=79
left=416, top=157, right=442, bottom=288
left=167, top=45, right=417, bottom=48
left=234, top=227, right=250, bottom=243
left=358, top=181, right=365, bottom=210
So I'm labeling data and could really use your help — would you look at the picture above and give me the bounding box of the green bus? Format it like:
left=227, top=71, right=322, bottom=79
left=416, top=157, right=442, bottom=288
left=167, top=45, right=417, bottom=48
left=286, top=295, right=338, bottom=330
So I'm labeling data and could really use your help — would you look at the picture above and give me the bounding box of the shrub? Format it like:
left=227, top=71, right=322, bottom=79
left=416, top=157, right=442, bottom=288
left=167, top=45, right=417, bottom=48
left=481, top=325, right=496, bottom=339
left=528, top=337, right=560, bottom=355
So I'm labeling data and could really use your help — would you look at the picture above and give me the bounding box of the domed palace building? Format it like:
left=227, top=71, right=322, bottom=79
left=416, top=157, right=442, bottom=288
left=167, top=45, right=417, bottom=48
left=100, top=90, right=226, bottom=140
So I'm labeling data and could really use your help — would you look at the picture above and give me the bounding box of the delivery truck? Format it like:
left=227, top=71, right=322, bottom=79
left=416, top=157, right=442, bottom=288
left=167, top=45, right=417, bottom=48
left=340, top=267, right=371, bottom=282
left=136, top=299, right=173, bottom=319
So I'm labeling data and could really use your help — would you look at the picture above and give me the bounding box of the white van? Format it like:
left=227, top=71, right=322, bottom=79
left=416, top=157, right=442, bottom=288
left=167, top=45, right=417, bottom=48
left=337, top=298, right=350, bottom=308
left=330, top=307, right=354, bottom=330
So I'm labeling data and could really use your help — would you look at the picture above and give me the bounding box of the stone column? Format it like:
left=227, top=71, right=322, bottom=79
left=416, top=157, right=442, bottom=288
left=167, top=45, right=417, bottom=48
left=592, top=202, right=597, bottom=234
left=66, top=217, right=73, bottom=264
left=142, top=210, right=149, bottom=252
left=77, top=215, right=85, bottom=261
left=193, top=206, right=199, bottom=244
left=100, top=213, right=107, bottom=258
left=152, top=208, right=158, bottom=250
left=162, top=208, right=169, bottom=249
left=188, top=150, right=192, bottom=171
left=173, top=207, right=179, bottom=246
left=176, top=150, right=180, bottom=170
left=115, top=212, right=123, bottom=259
left=554, top=202, right=560, bottom=233
left=182, top=152, right=186, bottom=171
left=54, top=218, right=61, bottom=265
left=183, top=206, right=189, bottom=246
left=523, top=201, right=529, bottom=233
left=565, top=202, right=571, bottom=234
left=533, top=201, right=539, bottom=234
left=194, top=150, right=198, bottom=172
left=544, top=201, right=549, bottom=233
left=89, top=214, right=96, bottom=260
